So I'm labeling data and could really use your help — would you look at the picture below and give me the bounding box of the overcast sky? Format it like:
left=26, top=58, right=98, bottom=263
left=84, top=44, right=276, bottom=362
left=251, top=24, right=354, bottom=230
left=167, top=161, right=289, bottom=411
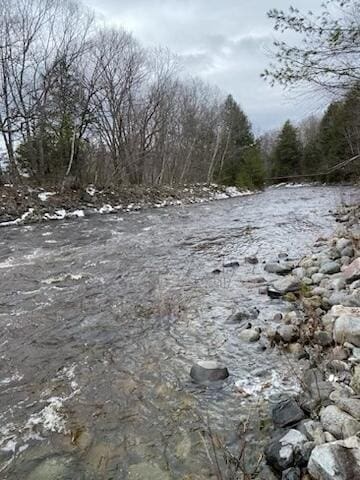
left=85, top=0, right=324, bottom=133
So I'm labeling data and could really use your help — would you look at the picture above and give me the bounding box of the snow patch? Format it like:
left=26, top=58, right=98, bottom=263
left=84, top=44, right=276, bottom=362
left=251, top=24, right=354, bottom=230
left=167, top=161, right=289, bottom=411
left=38, top=192, right=56, bottom=202
left=0, top=209, right=34, bottom=227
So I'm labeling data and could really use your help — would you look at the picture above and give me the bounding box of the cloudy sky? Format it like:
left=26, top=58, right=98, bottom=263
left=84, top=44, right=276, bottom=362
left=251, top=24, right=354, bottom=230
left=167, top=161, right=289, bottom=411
left=85, top=0, right=324, bottom=133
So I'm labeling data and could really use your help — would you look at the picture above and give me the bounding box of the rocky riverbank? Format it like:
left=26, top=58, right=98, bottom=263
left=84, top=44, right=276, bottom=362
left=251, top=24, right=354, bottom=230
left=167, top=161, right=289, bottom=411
left=0, top=183, right=253, bottom=227
left=259, top=203, right=360, bottom=479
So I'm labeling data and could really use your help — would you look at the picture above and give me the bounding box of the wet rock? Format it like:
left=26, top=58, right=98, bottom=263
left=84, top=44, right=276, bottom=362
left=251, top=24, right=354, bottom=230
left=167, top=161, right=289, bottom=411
left=128, top=462, right=170, bottom=480
left=223, top=261, right=240, bottom=268
left=278, top=325, right=299, bottom=343
left=320, top=405, right=360, bottom=439
left=308, top=436, right=360, bottom=480
left=320, top=261, right=341, bottom=275
left=268, top=276, right=301, bottom=298
left=245, top=255, right=258, bottom=264
left=265, top=429, right=307, bottom=473
left=264, top=262, right=294, bottom=275
left=333, top=315, right=360, bottom=347
left=313, top=330, right=333, bottom=347
left=226, top=307, right=259, bottom=324
left=282, top=467, right=301, bottom=480
left=272, top=397, right=305, bottom=428
left=343, top=258, right=360, bottom=284
left=239, top=328, right=260, bottom=342
left=190, top=361, right=229, bottom=383
left=27, top=456, right=72, bottom=480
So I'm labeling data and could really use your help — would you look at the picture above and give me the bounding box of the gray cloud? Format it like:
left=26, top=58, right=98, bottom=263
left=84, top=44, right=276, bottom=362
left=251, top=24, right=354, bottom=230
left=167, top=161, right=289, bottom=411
left=85, top=0, right=322, bottom=132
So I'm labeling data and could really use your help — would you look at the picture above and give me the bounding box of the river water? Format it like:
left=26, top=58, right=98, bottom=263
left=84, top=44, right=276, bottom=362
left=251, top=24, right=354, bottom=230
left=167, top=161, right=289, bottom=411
left=0, top=185, right=358, bottom=479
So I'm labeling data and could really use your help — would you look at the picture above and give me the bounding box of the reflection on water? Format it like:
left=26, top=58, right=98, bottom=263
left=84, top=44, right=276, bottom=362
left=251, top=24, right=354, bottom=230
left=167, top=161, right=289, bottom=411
left=0, top=186, right=358, bottom=479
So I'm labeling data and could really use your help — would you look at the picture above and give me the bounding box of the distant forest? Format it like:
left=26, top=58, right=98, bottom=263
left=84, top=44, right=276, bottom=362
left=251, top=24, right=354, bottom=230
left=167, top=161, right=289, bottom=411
left=0, top=0, right=359, bottom=190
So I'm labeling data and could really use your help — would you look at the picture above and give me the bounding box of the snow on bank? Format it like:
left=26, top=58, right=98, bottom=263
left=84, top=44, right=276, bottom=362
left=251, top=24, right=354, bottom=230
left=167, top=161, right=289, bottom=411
left=0, top=185, right=255, bottom=228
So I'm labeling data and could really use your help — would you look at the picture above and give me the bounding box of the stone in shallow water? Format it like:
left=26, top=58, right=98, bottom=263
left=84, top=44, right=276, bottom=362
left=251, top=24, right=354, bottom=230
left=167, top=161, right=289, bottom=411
left=271, top=397, right=305, bottom=428
left=264, top=262, right=294, bottom=275
left=190, top=361, right=229, bottom=383
left=27, top=456, right=72, bottom=480
left=239, top=328, right=260, bottom=342
left=128, top=463, right=170, bottom=480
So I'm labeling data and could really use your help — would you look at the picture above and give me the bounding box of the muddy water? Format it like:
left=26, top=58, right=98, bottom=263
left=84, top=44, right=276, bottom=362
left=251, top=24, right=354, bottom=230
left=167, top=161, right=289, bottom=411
left=0, top=186, right=358, bottom=479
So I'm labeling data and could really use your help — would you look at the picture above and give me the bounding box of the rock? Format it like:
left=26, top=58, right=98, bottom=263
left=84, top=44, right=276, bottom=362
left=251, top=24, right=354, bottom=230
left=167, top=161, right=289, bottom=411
left=226, top=307, right=259, bottom=324
left=313, top=330, right=333, bottom=347
left=327, top=360, right=349, bottom=372
left=331, top=346, right=349, bottom=361
left=351, top=366, right=360, bottom=394
left=336, top=238, right=352, bottom=251
left=327, top=247, right=341, bottom=260
left=343, top=258, right=360, bottom=283
left=239, top=328, right=260, bottom=342
left=320, top=405, right=360, bottom=439
left=224, top=261, right=240, bottom=268
left=312, top=287, right=327, bottom=296
left=330, top=277, right=346, bottom=291
left=331, top=305, right=360, bottom=318
left=341, top=256, right=352, bottom=266
left=27, top=457, right=72, bottom=480
left=278, top=325, right=299, bottom=343
left=333, top=315, right=360, bottom=347
left=281, top=467, right=301, bottom=480
left=272, top=397, right=305, bottom=428
left=245, top=255, right=258, bottom=264
left=308, top=266, right=319, bottom=276
left=301, top=420, right=326, bottom=445
left=320, top=261, right=341, bottom=275
left=259, top=286, right=268, bottom=295
left=269, top=276, right=301, bottom=297
left=190, top=361, right=229, bottom=383
left=265, top=429, right=307, bottom=473
left=312, top=273, right=325, bottom=284
left=265, top=262, right=294, bottom=275
left=288, top=343, right=303, bottom=355
left=329, top=292, right=360, bottom=307
left=212, top=268, right=221, bottom=274
left=293, top=267, right=306, bottom=279
left=350, top=280, right=360, bottom=291
left=324, top=432, right=337, bottom=443
left=128, top=463, right=170, bottom=480
left=333, top=397, right=360, bottom=420
left=308, top=436, right=360, bottom=480
left=341, top=246, right=354, bottom=258
left=303, top=277, right=313, bottom=286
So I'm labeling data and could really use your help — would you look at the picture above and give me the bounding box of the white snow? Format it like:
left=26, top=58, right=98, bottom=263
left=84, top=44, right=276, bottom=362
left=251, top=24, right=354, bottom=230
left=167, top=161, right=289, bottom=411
left=0, top=209, right=34, bottom=227
left=67, top=209, right=85, bottom=218
left=26, top=397, right=67, bottom=434
left=38, top=192, right=56, bottom=202
left=43, top=209, right=66, bottom=220
left=99, top=204, right=114, bottom=214
left=86, top=185, right=96, bottom=196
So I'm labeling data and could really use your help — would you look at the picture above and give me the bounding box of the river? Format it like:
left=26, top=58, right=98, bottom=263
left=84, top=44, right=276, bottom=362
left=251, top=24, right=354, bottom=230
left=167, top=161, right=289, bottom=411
left=0, top=185, right=358, bottom=479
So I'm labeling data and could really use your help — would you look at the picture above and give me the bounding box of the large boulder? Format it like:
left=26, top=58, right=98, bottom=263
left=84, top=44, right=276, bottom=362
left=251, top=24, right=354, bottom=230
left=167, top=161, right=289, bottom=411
left=308, top=436, right=360, bottom=480
left=333, top=315, right=360, bottom=347
left=342, top=258, right=360, bottom=284
left=320, top=405, right=360, bottom=439
left=272, top=397, right=305, bottom=428
left=190, top=361, right=229, bottom=383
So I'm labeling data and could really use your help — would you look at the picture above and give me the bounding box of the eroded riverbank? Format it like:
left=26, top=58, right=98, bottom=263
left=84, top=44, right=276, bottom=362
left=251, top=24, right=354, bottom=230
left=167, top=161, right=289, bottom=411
left=0, top=186, right=358, bottom=479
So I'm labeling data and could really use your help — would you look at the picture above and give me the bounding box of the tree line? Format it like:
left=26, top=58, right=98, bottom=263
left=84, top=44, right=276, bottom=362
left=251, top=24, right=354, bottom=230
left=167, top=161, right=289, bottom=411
left=0, top=0, right=264, bottom=190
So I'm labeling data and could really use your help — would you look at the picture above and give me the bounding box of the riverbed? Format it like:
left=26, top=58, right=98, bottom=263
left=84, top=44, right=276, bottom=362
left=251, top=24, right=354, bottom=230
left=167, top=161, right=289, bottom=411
left=0, top=185, right=358, bottom=479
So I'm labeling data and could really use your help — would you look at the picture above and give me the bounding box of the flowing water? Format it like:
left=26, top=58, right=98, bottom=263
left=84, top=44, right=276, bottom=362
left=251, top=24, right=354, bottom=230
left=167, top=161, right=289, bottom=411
left=0, top=185, right=358, bottom=479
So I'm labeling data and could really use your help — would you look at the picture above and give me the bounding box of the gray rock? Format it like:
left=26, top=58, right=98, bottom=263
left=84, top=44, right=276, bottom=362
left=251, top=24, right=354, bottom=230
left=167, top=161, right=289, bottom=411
left=278, top=325, right=299, bottom=343
left=264, top=262, right=294, bottom=275
left=308, top=436, right=360, bottom=480
left=333, top=315, right=360, bottom=347
left=271, top=276, right=301, bottom=295
left=351, top=366, right=360, bottom=394
left=320, top=405, right=360, bottom=439
left=128, top=463, right=170, bottom=480
left=341, top=246, right=354, bottom=258
left=239, top=328, right=260, bottom=342
left=226, top=307, right=259, bottom=324
left=350, top=280, right=360, bottom=291
left=341, top=256, right=352, bottom=266
left=224, top=261, right=240, bottom=268
left=27, top=457, right=72, bottom=480
left=312, top=286, right=327, bottom=296
left=265, top=429, right=307, bottom=473
left=333, top=397, right=360, bottom=420
left=330, top=277, right=346, bottom=291
left=282, top=467, right=301, bottom=480
left=245, top=255, right=258, bottom=265
left=259, top=286, right=268, bottom=295
left=336, top=238, right=352, bottom=251
left=272, top=397, right=305, bottom=428
left=320, top=261, right=341, bottom=275
left=327, top=247, right=341, bottom=260
left=313, top=330, right=333, bottom=347
left=301, top=420, right=326, bottom=445
left=342, top=258, right=360, bottom=284
left=312, top=273, right=325, bottom=285
left=293, top=267, right=306, bottom=279
left=329, top=292, right=360, bottom=308
left=190, top=361, right=229, bottom=383
left=308, top=266, right=319, bottom=276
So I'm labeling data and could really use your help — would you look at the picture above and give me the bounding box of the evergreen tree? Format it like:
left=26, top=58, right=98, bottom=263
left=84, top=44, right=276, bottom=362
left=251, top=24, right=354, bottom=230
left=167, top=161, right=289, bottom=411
left=271, top=120, right=302, bottom=178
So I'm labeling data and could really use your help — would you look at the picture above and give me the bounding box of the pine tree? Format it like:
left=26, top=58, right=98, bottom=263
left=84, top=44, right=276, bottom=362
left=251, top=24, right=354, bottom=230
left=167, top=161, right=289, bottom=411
left=271, top=120, right=302, bottom=178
